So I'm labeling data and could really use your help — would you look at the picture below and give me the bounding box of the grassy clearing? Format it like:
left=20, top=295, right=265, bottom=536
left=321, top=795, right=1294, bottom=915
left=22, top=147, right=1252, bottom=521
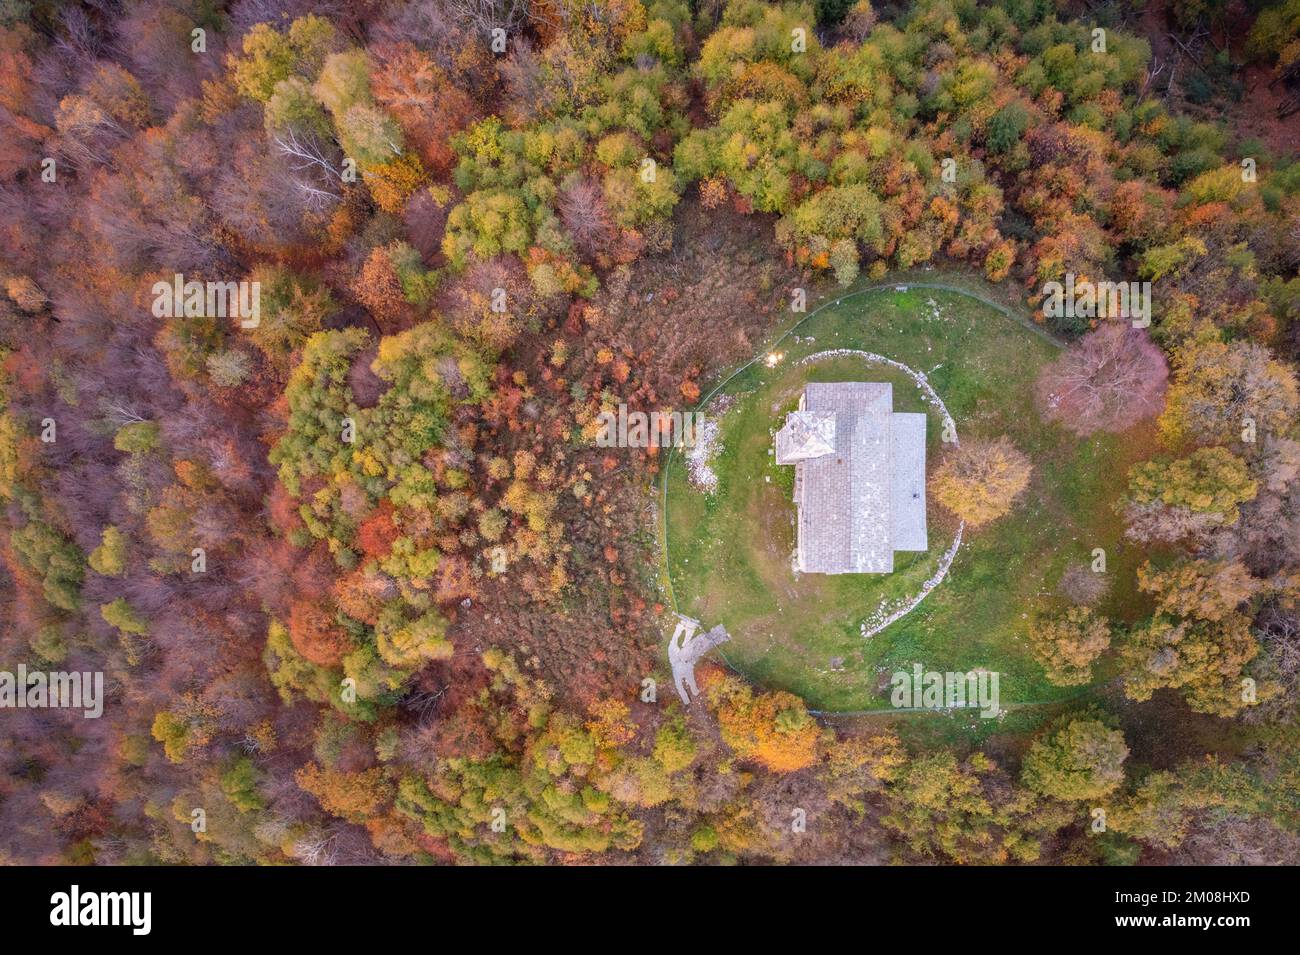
left=663, top=281, right=1157, bottom=728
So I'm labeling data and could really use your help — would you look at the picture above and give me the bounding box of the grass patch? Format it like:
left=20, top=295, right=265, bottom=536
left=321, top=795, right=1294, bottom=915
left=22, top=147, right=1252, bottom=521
left=663, top=281, right=1157, bottom=725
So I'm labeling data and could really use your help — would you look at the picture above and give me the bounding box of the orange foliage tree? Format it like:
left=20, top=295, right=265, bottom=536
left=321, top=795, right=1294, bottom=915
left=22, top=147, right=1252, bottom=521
left=700, top=666, right=822, bottom=772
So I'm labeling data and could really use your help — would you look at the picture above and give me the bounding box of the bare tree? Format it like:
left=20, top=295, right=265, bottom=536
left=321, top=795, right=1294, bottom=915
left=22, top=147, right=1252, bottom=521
left=1241, top=605, right=1300, bottom=724
left=558, top=175, right=615, bottom=260
left=1057, top=562, right=1109, bottom=606
left=271, top=128, right=341, bottom=181
left=1035, top=323, right=1168, bottom=436
left=443, top=0, right=541, bottom=36
left=291, top=829, right=340, bottom=866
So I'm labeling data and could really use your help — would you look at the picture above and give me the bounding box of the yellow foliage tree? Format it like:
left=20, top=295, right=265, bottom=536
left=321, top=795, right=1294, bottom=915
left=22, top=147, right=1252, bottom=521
left=931, top=436, right=1032, bottom=527
left=1029, top=606, right=1111, bottom=686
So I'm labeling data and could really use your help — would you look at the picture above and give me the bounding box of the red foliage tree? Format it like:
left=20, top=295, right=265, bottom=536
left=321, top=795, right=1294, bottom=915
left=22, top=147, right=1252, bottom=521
left=1035, top=323, right=1169, bottom=436
left=288, top=598, right=351, bottom=667
left=371, top=42, right=476, bottom=177
left=353, top=246, right=409, bottom=331
left=357, top=501, right=400, bottom=558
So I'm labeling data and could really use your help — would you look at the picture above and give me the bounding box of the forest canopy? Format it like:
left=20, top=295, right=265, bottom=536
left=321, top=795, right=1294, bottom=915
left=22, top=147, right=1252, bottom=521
left=0, top=0, right=1298, bottom=868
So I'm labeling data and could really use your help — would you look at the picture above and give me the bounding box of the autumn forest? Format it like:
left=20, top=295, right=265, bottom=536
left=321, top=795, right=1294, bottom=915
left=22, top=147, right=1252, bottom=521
left=1, top=0, right=1299, bottom=868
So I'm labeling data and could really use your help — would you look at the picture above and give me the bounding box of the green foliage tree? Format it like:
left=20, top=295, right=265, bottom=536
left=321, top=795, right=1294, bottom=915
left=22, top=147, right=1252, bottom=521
left=88, top=525, right=127, bottom=577
left=246, top=265, right=336, bottom=371
left=882, top=751, right=1070, bottom=864
left=263, top=77, right=332, bottom=139
left=374, top=602, right=452, bottom=668
left=220, top=757, right=266, bottom=813
left=101, top=596, right=148, bottom=635
left=229, top=15, right=340, bottom=103
left=114, top=420, right=160, bottom=454
left=1125, top=447, right=1257, bottom=525
left=11, top=520, right=83, bottom=612
left=443, top=191, right=533, bottom=268
left=986, top=102, right=1029, bottom=154
left=1022, top=717, right=1128, bottom=802
left=151, top=694, right=218, bottom=763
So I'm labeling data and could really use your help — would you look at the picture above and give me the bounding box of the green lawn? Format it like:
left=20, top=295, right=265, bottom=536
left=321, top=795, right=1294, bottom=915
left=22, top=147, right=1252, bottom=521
left=662, top=282, right=1156, bottom=723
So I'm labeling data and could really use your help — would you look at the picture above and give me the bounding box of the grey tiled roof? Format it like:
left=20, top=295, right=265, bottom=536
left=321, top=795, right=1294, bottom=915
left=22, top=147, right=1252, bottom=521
left=775, top=410, right=837, bottom=463
left=778, top=382, right=927, bottom=574
left=890, top=412, right=928, bottom=552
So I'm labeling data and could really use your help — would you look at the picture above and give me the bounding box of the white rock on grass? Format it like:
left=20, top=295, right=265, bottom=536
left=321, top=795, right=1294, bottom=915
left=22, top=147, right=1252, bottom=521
left=685, top=399, right=729, bottom=493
